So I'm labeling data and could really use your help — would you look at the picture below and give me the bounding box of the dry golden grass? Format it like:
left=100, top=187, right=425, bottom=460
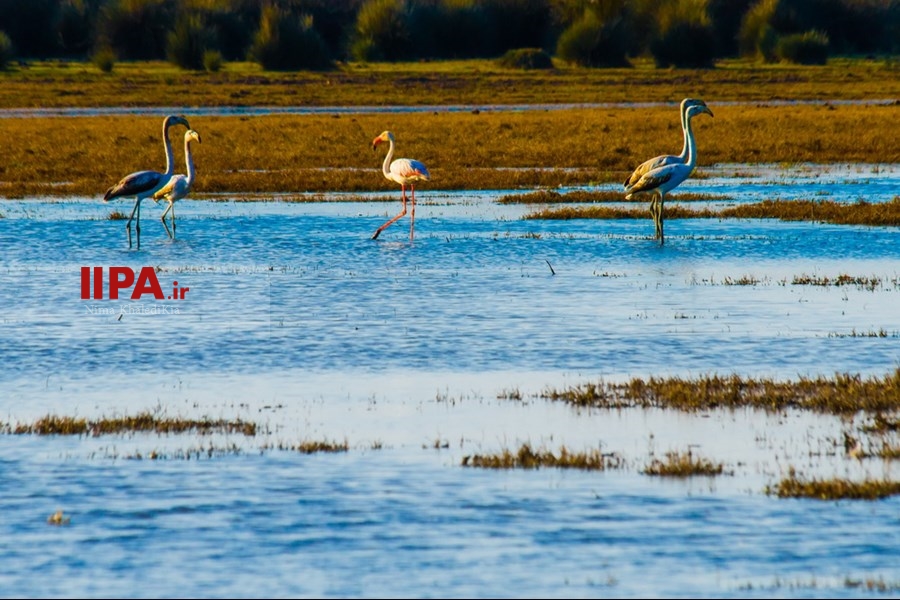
left=541, top=369, right=900, bottom=414
left=1, top=101, right=899, bottom=198
left=1, top=58, right=898, bottom=108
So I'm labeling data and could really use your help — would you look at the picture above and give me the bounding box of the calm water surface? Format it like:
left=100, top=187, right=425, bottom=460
left=1, top=163, right=899, bottom=597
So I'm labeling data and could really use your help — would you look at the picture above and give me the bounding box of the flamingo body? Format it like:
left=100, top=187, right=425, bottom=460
left=153, top=129, right=201, bottom=239
left=103, top=114, right=190, bottom=249
left=371, top=130, right=430, bottom=240
left=625, top=103, right=713, bottom=244
left=623, top=98, right=709, bottom=190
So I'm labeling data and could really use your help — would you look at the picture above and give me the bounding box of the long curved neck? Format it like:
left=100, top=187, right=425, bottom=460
left=381, top=137, right=395, bottom=178
left=184, top=137, right=196, bottom=184
left=678, top=103, right=690, bottom=161
left=162, top=121, right=176, bottom=175
left=684, top=113, right=698, bottom=170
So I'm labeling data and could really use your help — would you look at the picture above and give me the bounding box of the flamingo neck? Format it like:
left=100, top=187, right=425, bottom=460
left=678, top=103, right=690, bottom=162
left=162, top=122, right=176, bottom=175
left=184, top=137, right=196, bottom=185
left=381, top=137, right=395, bottom=179
left=684, top=113, right=698, bottom=170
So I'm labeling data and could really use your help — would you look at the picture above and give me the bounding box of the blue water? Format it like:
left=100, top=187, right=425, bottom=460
left=2, top=163, right=900, bottom=597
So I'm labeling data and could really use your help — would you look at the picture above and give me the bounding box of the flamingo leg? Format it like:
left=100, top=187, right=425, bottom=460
left=656, top=192, right=666, bottom=245
left=372, top=185, right=408, bottom=240
left=409, top=185, right=416, bottom=241
left=127, top=197, right=143, bottom=250
left=161, top=202, right=175, bottom=239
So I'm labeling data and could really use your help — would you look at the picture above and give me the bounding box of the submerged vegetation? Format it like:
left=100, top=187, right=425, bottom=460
left=540, top=369, right=900, bottom=414
left=525, top=198, right=900, bottom=227
left=7, top=411, right=258, bottom=436
left=766, top=468, right=900, bottom=500
left=642, top=450, right=727, bottom=477
left=462, top=443, right=624, bottom=471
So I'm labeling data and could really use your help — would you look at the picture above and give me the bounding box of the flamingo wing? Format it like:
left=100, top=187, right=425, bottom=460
left=390, top=158, right=430, bottom=182
left=104, top=170, right=166, bottom=201
left=625, top=154, right=683, bottom=189
left=153, top=174, right=187, bottom=203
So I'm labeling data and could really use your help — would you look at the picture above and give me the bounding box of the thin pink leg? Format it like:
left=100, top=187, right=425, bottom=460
left=409, top=186, right=416, bottom=240
left=372, top=185, right=408, bottom=240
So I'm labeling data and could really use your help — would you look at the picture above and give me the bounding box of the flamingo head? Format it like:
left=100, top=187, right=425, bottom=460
left=164, top=114, right=191, bottom=131
left=372, top=130, right=394, bottom=151
left=686, top=104, right=714, bottom=120
left=185, top=129, right=202, bottom=144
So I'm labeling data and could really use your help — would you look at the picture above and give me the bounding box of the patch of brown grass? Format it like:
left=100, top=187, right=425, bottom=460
left=461, top=443, right=623, bottom=470
left=10, top=411, right=257, bottom=436
left=540, top=369, right=900, bottom=414
left=643, top=450, right=726, bottom=477
left=766, top=468, right=900, bottom=500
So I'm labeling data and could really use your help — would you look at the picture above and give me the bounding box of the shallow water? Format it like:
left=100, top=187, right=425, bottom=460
left=2, top=163, right=900, bottom=597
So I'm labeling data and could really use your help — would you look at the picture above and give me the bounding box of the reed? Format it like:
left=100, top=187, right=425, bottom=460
left=642, top=450, right=726, bottom=477
left=461, top=443, right=624, bottom=470
left=766, top=469, right=900, bottom=500
left=9, top=411, right=257, bottom=436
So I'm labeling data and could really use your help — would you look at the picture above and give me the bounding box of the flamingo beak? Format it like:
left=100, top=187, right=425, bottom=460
left=703, top=107, right=714, bottom=118
left=372, top=138, right=382, bottom=151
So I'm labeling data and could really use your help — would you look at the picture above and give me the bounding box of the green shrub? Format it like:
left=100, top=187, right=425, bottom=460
left=97, top=0, right=176, bottom=60
left=250, top=6, right=332, bottom=71
left=776, top=29, right=828, bottom=64
left=497, top=47, right=553, bottom=69
left=350, top=0, right=411, bottom=62
left=167, top=13, right=216, bottom=70
left=738, top=0, right=777, bottom=58
left=556, top=9, right=630, bottom=68
left=203, top=49, right=223, bottom=72
left=0, top=30, right=14, bottom=70
left=92, top=46, right=116, bottom=72
left=650, top=20, right=717, bottom=68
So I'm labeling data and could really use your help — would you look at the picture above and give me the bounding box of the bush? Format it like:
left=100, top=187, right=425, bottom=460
left=350, top=0, right=411, bottom=62
left=650, top=20, right=717, bottom=68
left=497, top=47, right=553, bottom=69
left=167, top=14, right=217, bottom=70
left=92, top=46, right=116, bottom=72
left=0, top=30, right=13, bottom=70
left=203, top=49, right=223, bottom=72
left=776, top=29, right=828, bottom=64
left=97, top=0, right=176, bottom=60
left=556, top=9, right=630, bottom=68
left=250, top=6, right=333, bottom=71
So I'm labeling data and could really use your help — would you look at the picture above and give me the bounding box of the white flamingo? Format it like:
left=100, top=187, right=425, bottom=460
left=103, top=115, right=191, bottom=249
left=153, top=129, right=201, bottom=239
left=371, top=130, right=431, bottom=240
left=625, top=103, right=714, bottom=245
left=623, top=98, right=710, bottom=191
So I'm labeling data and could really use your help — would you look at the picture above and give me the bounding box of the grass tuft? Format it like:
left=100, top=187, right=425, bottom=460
left=766, top=468, right=900, bottom=500
left=461, top=443, right=623, bottom=470
left=643, top=450, right=726, bottom=477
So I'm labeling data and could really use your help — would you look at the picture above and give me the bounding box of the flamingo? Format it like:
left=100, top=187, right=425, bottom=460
left=623, top=98, right=709, bottom=190
left=625, top=103, right=713, bottom=245
left=152, top=129, right=202, bottom=239
left=371, top=130, right=431, bottom=240
left=103, top=114, right=191, bottom=249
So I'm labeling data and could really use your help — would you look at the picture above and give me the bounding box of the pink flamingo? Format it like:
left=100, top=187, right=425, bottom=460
left=371, top=130, right=431, bottom=240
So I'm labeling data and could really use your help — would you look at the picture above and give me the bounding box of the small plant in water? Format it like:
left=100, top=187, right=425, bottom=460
left=766, top=467, right=900, bottom=500
left=461, top=443, right=623, bottom=471
left=642, top=449, right=726, bottom=477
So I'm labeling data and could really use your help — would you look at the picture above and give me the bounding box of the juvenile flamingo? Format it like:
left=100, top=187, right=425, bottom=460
left=623, top=98, right=710, bottom=190
left=625, top=103, right=714, bottom=245
left=103, top=115, right=191, bottom=249
left=152, top=129, right=202, bottom=239
left=371, top=130, right=431, bottom=240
